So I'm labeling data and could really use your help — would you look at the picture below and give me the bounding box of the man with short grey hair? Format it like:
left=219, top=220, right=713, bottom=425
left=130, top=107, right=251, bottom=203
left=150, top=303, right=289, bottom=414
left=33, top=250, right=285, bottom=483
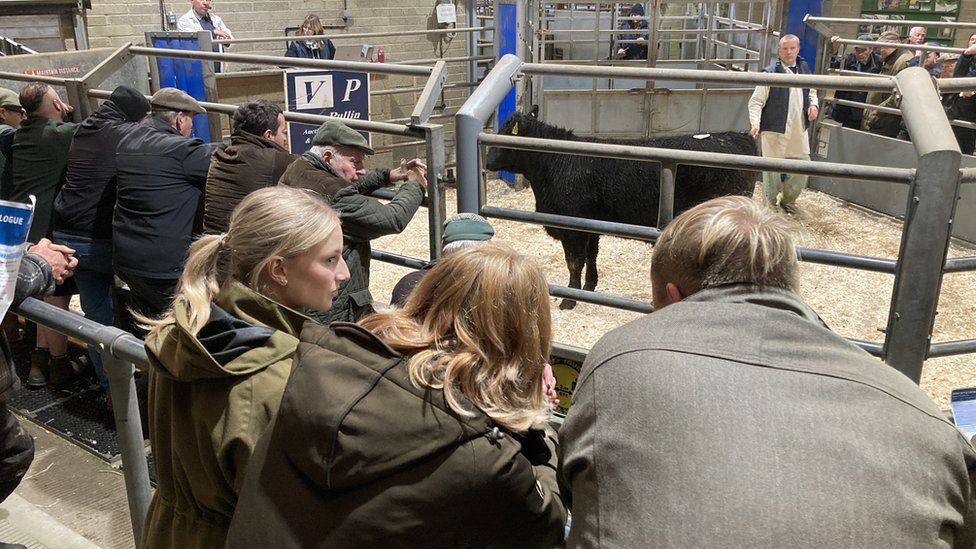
left=113, top=88, right=213, bottom=318
left=278, top=119, right=427, bottom=323
left=390, top=213, right=495, bottom=307
left=560, top=195, right=976, bottom=547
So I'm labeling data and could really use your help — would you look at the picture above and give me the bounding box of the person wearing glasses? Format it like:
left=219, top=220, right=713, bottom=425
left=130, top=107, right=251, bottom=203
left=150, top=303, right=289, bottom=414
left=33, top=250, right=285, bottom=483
left=278, top=120, right=427, bottom=324
left=285, top=14, right=335, bottom=60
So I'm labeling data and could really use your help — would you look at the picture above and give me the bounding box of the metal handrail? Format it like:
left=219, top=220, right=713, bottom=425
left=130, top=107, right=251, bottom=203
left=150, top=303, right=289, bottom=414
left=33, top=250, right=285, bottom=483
left=480, top=133, right=915, bottom=183
left=214, top=26, right=492, bottom=46
left=805, top=15, right=976, bottom=29
left=128, top=45, right=432, bottom=77
left=822, top=96, right=976, bottom=131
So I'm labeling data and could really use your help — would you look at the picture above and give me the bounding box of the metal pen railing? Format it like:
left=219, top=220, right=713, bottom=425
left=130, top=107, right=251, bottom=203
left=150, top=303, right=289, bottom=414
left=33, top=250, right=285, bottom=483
left=458, top=55, right=969, bottom=383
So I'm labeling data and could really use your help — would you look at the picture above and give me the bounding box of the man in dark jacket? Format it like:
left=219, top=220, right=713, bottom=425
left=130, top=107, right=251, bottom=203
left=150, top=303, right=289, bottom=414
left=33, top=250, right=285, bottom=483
left=204, top=99, right=294, bottom=234
left=114, top=88, right=213, bottom=319
left=10, top=82, right=78, bottom=388
left=560, top=195, right=976, bottom=547
left=52, top=85, right=149, bottom=391
left=829, top=35, right=883, bottom=129
left=278, top=120, right=426, bottom=323
left=0, top=88, right=24, bottom=196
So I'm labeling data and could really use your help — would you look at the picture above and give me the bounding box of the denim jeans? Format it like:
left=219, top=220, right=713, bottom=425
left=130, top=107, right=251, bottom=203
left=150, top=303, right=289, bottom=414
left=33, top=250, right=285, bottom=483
left=53, top=233, right=114, bottom=392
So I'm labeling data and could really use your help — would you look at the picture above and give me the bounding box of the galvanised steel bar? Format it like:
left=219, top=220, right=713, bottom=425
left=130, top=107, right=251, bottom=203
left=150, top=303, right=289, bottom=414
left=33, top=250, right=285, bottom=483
left=370, top=249, right=427, bottom=270
left=944, top=256, right=976, bottom=273
left=822, top=96, right=976, bottom=130
left=213, top=27, right=492, bottom=45
left=795, top=247, right=897, bottom=273
left=521, top=61, right=898, bottom=91
left=455, top=54, right=524, bottom=214
left=0, top=71, right=69, bottom=85
left=805, top=16, right=976, bottom=29
left=959, top=168, right=976, bottom=183
left=410, top=60, right=447, bottom=124
left=480, top=133, right=915, bottom=183
left=101, top=351, right=152, bottom=549
left=87, top=88, right=419, bottom=136
left=932, top=77, right=976, bottom=93
left=883, top=67, right=963, bottom=383
left=15, top=298, right=151, bottom=547
left=128, top=46, right=432, bottom=76
left=927, top=339, right=976, bottom=358
left=849, top=339, right=885, bottom=357
left=481, top=205, right=661, bottom=242
left=834, top=38, right=966, bottom=56
left=548, top=284, right=654, bottom=314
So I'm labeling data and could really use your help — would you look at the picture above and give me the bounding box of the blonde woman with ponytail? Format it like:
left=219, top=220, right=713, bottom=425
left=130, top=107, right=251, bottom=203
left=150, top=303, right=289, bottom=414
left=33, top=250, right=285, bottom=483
left=226, top=243, right=568, bottom=549
left=141, top=187, right=349, bottom=549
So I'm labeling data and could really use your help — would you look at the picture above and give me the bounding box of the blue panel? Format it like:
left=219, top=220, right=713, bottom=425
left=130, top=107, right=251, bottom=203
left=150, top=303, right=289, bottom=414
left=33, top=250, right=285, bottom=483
left=786, top=0, right=822, bottom=70
left=151, top=36, right=212, bottom=142
left=496, top=2, right=517, bottom=183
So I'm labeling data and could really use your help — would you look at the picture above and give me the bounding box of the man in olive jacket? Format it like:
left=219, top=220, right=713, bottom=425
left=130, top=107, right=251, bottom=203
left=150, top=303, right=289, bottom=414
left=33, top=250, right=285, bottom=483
left=863, top=31, right=914, bottom=137
left=278, top=120, right=426, bottom=323
left=204, top=100, right=294, bottom=234
left=560, top=196, right=976, bottom=547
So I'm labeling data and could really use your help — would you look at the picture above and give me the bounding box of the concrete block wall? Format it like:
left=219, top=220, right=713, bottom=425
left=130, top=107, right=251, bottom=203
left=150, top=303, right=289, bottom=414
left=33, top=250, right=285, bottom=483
left=84, top=0, right=475, bottom=169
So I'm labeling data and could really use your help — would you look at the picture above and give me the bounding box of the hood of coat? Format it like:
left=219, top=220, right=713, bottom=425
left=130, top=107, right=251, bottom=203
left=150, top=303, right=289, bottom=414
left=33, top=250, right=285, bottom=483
left=276, top=321, right=497, bottom=491
left=146, top=278, right=309, bottom=382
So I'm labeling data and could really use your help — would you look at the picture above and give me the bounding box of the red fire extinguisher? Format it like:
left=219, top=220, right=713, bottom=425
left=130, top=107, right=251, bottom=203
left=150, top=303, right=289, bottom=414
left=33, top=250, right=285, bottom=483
left=377, top=46, right=385, bottom=63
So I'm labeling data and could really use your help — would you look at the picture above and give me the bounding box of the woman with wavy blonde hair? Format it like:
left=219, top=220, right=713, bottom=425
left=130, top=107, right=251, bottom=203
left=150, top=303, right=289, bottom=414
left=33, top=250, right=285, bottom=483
left=141, top=186, right=349, bottom=549
left=226, top=243, right=567, bottom=549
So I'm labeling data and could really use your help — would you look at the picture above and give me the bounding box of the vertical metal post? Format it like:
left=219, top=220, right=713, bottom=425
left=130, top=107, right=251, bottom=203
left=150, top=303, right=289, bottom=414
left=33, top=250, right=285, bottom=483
left=418, top=123, right=447, bottom=261
left=456, top=54, right=523, bottom=214
left=466, top=0, right=477, bottom=89
left=72, top=1, right=89, bottom=50
left=100, top=347, right=151, bottom=549
left=62, top=79, right=88, bottom=123
left=195, top=31, right=222, bottom=143
left=145, top=32, right=161, bottom=93
left=658, top=161, right=676, bottom=226
left=883, top=67, right=962, bottom=382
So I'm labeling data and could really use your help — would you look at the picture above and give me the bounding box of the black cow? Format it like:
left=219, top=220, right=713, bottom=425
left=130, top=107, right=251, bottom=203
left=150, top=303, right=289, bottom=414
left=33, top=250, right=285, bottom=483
left=485, top=111, right=758, bottom=309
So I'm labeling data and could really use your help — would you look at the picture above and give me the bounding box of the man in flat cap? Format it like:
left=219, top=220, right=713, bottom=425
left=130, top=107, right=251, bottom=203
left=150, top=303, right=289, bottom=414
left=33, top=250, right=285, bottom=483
left=114, top=88, right=214, bottom=319
left=829, top=34, right=882, bottom=129
left=52, top=86, right=150, bottom=394
left=390, top=213, right=494, bottom=307
left=862, top=31, right=913, bottom=137
left=279, top=119, right=427, bottom=323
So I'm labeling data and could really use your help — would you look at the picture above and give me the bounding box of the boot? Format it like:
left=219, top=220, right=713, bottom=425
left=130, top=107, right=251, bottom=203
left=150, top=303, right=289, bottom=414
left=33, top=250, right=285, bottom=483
left=26, top=349, right=49, bottom=389
left=48, top=354, right=79, bottom=389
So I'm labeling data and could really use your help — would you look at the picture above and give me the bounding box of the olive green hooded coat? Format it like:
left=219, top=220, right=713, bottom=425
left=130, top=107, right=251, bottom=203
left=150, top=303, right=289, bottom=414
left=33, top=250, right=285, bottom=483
left=142, top=279, right=309, bottom=549
left=224, top=321, right=568, bottom=548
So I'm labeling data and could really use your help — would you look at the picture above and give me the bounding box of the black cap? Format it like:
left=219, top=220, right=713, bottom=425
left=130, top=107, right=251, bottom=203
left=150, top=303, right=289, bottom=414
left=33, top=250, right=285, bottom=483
left=110, top=86, right=151, bottom=122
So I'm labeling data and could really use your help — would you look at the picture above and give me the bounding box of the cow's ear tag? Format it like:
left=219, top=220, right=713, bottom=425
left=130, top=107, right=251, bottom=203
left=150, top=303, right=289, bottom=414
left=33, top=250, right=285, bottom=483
left=511, top=122, right=519, bottom=135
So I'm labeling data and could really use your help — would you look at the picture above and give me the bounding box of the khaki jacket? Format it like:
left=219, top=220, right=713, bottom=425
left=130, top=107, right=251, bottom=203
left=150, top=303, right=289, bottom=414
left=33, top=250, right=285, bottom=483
left=862, top=49, right=914, bottom=137
left=143, top=279, right=308, bottom=549
left=225, top=321, right=568, bottom=548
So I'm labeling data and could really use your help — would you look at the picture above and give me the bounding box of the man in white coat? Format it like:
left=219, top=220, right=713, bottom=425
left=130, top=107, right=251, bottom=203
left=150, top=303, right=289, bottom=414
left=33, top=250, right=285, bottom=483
left=748, top=34, right=818, bottom=212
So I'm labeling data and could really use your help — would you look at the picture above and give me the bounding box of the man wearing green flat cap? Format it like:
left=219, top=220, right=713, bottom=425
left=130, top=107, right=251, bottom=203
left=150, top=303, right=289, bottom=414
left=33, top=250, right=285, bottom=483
left=279, top=118, right=427, bottom=323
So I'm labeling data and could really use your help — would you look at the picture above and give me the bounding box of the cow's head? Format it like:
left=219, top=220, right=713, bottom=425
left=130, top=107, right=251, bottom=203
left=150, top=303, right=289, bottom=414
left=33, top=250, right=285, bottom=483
left=485, top=107, right=538, bottom=173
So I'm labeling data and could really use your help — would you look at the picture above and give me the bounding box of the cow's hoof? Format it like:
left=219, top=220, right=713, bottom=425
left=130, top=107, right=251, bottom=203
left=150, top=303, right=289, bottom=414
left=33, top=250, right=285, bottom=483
left=558, top=299, right=578, bottom=310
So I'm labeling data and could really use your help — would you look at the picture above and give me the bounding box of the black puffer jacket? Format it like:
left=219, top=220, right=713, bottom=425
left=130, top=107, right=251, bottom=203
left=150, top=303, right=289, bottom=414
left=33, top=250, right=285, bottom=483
left=278, top=153, right=424, bottom=323
left=225, top=321, right=567, bottom=548
left=54, top=100, right=142, bottom=240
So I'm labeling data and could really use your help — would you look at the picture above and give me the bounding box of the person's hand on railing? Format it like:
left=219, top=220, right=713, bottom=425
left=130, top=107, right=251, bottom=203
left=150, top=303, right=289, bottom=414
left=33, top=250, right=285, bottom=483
left=28, top=238, right=77, bottom=284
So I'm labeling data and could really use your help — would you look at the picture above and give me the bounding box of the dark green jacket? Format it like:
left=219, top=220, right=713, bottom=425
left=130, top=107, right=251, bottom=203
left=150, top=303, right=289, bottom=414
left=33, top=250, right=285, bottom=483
left=143, top=279, right=309, bottom=549
left=278, top=153, right=424, bottom=323
left=225, top=321, right=568, bottom=548
left=10, top=116, right=77, bottom=242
